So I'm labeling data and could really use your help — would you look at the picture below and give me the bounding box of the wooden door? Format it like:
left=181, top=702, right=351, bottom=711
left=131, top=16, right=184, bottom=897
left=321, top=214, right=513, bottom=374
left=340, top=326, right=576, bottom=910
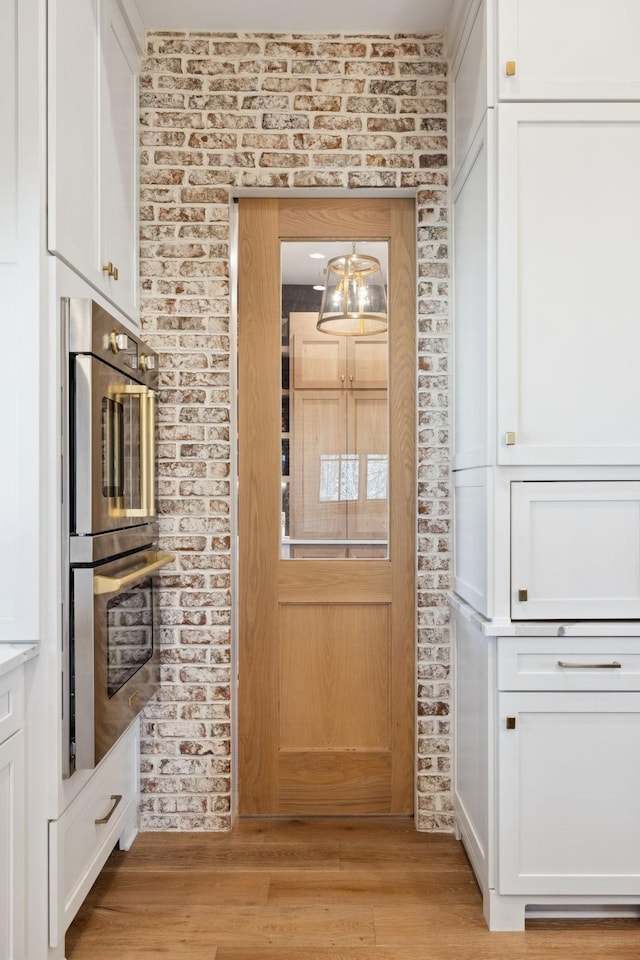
left=238, top=198, right=415, bottom=815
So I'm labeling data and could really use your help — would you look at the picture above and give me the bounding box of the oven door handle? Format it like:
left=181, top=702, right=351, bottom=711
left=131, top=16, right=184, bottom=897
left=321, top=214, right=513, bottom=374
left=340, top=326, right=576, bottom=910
left=110, top=384, right=156, bottom=519
left=93, top=551, right=175, bottom=596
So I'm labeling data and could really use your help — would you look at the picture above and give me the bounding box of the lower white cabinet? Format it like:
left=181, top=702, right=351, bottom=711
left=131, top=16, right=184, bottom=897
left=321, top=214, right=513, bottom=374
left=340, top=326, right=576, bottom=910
left=498, top=691, right=640, bottom=897
left=453, top=603, right=640, bottom=930
left=0, top=667, right=25, bottom=960
left=48, top=720, right=139, bottom=949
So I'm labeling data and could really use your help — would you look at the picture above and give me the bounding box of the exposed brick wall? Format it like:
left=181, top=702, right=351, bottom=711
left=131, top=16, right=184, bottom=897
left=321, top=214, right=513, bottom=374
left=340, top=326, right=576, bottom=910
left=138, top=31, right=451, bottom=831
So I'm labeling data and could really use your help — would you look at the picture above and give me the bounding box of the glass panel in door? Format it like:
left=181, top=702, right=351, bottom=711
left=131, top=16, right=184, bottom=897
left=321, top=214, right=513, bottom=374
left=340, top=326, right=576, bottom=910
left=280, top=241, right=389, bottom=559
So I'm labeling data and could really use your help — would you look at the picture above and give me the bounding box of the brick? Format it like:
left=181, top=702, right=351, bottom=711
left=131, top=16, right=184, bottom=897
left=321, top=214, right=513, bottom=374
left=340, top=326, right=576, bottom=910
left=158, top=76, right=206, bottom=90
left=262, top=113, right=310, bottom=130
left=345, top=60, right=395, bottom=76
left=293, top=133, right=342, bottom=150
left=315, top=78, right=365, bottom=94
left=264, top=41, right=315, bottom=56
left=293, top=171, right=345, bottom=187
left=345, top=96, right=396, bottom=114
left=241, top=95, right=290, bottom=110
left=207, top=77, right=259, bottom=91
left=157, top=39, right=210, bottom=55
left=241, top=133, right=289, bottom=148
left=261, top=77, right=313, bottom=93
left=293, top=95, right=341, bottom=112
left=141, top=131, right=187, bottom=146
left=347, top=134, right=396, bottom=150
left=291, top=59, right=342, bottom=75
left=312, top=115, right=362, bottom=131
left=259, top=152, right=309, bottom=168
left=369, top=79, right=418, bottom=96
left=189, top=95, right=239, bottom=110
left=318, top=42, right=367, bottom=57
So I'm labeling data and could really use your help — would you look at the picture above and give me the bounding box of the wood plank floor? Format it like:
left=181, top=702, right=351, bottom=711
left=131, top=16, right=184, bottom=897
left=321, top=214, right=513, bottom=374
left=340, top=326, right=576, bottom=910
left=66, top=818, right=640, bottom=959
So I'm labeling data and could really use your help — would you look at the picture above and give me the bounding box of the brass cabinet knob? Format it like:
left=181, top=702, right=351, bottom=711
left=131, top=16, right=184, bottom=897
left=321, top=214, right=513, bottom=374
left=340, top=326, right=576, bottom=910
left=102, top=261, right=119, bottom=280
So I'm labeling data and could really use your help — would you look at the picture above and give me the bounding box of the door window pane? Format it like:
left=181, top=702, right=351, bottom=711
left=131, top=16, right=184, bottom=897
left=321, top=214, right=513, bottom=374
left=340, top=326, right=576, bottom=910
left=280, top=241, right=389, bottom=559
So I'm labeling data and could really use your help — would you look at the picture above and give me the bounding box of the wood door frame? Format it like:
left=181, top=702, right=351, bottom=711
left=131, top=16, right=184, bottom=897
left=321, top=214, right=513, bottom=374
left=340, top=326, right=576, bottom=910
left=235, top=195, right=417, bottom=816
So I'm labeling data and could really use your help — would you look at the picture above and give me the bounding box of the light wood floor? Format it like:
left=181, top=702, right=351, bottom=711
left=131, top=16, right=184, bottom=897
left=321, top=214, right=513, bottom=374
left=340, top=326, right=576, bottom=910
left=66, top=818, right=640, bottom=959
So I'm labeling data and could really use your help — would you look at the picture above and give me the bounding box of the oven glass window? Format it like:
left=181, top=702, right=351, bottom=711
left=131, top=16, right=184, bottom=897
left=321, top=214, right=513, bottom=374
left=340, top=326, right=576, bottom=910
left=106, top=576, right=153, bottom=697
left=102, top=396, right=125, bottom=499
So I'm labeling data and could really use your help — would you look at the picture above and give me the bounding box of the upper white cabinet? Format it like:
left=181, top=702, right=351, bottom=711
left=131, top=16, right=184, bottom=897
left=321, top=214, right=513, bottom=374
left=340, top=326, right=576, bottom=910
left=48, top=0, right=140, bottom=322
left=452, top=0, right=493, bottom=172
left=452, top=114, right=493, bottom=470
left=497, top=0, right=640, bottom=101
left=497, top=102, right=640, bottom=466
left=0, top=0, right=42, bottom=644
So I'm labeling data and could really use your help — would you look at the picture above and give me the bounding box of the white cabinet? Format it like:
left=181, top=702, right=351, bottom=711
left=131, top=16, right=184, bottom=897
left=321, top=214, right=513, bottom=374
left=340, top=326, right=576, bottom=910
left=497, top=0, right=640, bottom=101
left=497, top=102, right=640, bottom=466
left=0, top=667, right=25, bottom=960
left=452, top=0, right=493, bottom=174
left=454, top=102, right=640, bottom=469
left=452, top=114, right=494, bottom=470
left=48, top=720, right=139, bottom=949
left=453, top=607, right=640, bottom=929
left=498, top=691, right=640, bottom=897
left=48, top=0, right=140, bottom=322
left=511, top=481, right=640, bottom=620
left=452, top=1, right=640, bottom=622
left=453, top=468, right=491, bottom=616
left=0, top=0, right=41, bottom=644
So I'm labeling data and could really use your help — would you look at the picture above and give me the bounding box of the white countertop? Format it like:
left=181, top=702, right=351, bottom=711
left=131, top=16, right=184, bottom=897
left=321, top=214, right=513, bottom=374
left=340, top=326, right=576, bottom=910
left=447, top=593, right=640, bottom=637
left=0, top=643, right=39, bottom=679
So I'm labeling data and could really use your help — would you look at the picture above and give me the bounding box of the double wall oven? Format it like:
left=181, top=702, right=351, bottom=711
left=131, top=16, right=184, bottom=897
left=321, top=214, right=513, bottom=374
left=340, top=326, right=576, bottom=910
left=62, top=299, right=172, bottom=777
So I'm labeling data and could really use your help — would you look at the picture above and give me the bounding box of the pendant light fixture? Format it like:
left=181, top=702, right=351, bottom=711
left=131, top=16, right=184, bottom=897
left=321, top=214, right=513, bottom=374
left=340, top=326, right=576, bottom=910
left=316, top=244, right=387, bottom=336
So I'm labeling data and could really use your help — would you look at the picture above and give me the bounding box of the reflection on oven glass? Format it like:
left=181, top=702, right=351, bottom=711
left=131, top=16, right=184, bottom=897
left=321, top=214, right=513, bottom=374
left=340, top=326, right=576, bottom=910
left=106, top=577, right=153, bottom=698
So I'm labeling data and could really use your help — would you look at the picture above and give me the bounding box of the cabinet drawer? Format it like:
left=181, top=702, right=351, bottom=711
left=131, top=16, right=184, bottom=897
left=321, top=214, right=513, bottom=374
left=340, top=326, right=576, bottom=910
left=0, top=666, right=24, bottom=745
left=498, top=637, right=640, bottom=691
left=49, top=721, right=138, bottom=947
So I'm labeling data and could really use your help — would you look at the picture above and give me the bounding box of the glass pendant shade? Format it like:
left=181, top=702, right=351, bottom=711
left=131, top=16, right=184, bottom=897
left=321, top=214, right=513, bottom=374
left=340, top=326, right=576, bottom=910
left=317, top=250, right=387, bottom=336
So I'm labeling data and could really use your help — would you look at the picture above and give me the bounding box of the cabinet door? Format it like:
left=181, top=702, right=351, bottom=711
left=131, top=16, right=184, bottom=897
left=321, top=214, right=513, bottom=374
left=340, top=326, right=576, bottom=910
left=347, top=389, right=388, bottom=540
left=48, top=0, right=102, bottom=292
left=0, top=730, right=25, bottom=960
left=452, top=114, right=494, bottom=470
left=347, top=335, right=387, bottom=389
left=290, top=312, right=346, bottom=388
left=453, top=467, right=490, bottom=617
left=452, top=0, right=492, bottom=173
left=511, top=481, right=640, bottom=620
left=100, top=0, right=139, bottom=321
left=289, top=390, right=348, bottom=541
left=290, top=313, right=387, bottom=389
left=498, top=692, right=640, bottom=895
left=498, top=0, right=640, bottom=100
left=48, top=0, right=139, bottom=322
left=497, top=103, right=640, bottom=465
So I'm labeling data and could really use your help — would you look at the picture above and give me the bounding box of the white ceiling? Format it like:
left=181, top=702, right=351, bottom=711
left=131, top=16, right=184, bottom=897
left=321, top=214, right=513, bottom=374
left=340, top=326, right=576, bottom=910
left=281, top=241, right=388, bottom=286
left=133, top=0, right=455, bottom=35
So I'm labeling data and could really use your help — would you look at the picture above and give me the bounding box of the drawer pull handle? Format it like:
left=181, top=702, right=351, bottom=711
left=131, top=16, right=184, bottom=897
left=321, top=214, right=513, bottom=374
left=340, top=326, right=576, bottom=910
left=557, top=660, right=622, bottom=669
left=95, top=794, right=123, bottom=825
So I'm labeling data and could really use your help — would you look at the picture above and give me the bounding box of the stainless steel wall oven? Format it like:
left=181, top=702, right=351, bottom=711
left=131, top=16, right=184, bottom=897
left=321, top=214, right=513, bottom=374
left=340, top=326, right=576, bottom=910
left=62, top=299, right=172, bottom=777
